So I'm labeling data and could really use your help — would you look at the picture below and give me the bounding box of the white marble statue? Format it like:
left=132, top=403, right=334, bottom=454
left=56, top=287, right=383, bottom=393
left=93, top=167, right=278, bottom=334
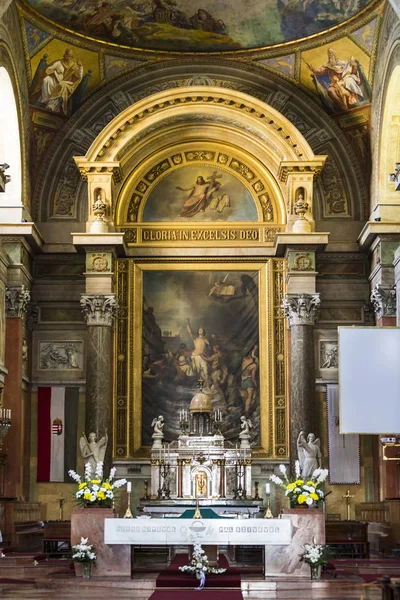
left=239, top=415, right=252, bottom=448
left=80, top=431, right=108, bottom=473
left=297, top=431, right=322, bottom=478
left=151, top=415, right=164, bottom=449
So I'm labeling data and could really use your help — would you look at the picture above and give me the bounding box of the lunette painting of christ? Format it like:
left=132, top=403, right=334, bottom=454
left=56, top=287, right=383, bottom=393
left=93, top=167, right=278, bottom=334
left=141, top=269, right=260, bottom=446
left=142, top=165, right=258, bottom=223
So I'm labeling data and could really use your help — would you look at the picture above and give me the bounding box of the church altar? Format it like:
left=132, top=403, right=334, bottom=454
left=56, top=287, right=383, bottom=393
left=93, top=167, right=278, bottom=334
left=95, top=509, right=324, bottom=579
left=104, top=517, right=291, bottom=546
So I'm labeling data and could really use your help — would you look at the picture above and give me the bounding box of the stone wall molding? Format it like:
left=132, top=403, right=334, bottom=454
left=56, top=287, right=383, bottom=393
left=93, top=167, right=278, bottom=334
left=81, top=294, right=119, bottom=327
left=282, top=293, right=320, bottom=327
left=5, top=285, right=30, bottom=318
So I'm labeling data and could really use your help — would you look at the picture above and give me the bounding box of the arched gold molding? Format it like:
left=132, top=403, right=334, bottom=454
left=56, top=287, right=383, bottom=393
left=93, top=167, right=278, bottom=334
left=81, top=87, right=316, bottom=162
left=74, top=87, right=326, bottom=238
left=116, top=141, right=285, bottom=228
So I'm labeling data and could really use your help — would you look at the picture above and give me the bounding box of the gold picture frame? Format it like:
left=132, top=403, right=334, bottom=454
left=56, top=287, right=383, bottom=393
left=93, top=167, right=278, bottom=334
left=114, top=258, right=288, bottom=460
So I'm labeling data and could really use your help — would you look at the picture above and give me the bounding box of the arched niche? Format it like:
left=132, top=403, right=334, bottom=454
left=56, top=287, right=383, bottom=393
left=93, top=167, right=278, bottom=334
left=0, top=65, right=21, bottom=208
left=74, top=86, right=326, bottom=243
left=377, top=61, right=400, bottom=220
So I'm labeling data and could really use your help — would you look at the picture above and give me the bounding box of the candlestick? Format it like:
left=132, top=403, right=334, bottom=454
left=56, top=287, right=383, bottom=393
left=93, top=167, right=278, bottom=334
left=124, top=483, right=133, bottom=518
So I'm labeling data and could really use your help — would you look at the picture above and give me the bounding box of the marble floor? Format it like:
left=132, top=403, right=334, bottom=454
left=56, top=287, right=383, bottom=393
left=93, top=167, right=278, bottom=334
left=0, top=578, right=383, bottom=600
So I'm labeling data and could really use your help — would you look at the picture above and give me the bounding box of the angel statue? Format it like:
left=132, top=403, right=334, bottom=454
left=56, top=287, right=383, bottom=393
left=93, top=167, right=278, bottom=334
left=151, top=415, right=164, bottom=449
left=80, top=431, right=108, bottom=473
left=297, top=431, right=322, bottom=479
left=239, top=415, right=252, bottom=448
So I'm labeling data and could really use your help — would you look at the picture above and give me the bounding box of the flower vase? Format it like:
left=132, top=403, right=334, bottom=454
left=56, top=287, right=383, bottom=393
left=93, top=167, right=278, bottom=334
left=83, top=563, right=92, bottom=579
left=310, top=564, right=321, bottom=580
left=195, top=570, right=206, bottom=590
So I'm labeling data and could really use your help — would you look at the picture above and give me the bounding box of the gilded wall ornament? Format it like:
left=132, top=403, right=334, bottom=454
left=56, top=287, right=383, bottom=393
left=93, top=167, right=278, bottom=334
left=89, top=253, right=110, bottom=272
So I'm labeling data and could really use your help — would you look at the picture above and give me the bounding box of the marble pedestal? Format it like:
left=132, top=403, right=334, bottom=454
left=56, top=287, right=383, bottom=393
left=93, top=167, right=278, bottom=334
left=71, top=508, right=131, bottom=577
left=264, top=508, right=325, bottom=579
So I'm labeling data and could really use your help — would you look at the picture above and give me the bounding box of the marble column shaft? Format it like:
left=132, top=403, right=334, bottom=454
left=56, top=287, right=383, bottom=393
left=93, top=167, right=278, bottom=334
left=4, top=285, right=30, bottom=499
left=283, top=294, right=320, bottom=465
left=81, top=294, right=118, bottom=472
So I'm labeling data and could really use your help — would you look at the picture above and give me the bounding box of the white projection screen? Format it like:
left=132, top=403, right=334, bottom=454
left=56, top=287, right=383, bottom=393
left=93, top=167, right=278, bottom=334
left=339, top=327, right=400, bottom=434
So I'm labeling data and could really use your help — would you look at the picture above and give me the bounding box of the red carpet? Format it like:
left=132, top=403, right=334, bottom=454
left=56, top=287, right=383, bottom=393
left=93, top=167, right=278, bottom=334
left=154, top=554, right=242, bottom=594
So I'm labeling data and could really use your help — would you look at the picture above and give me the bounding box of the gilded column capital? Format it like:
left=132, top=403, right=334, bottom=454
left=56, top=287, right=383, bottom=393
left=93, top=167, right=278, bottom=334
left=370, top=284, right=396, bottom=321
left=5, top=285, right=30, bottom=318
left=80, top=294, right=119, bottom=327
left=282, top=293, right=320, bottom=327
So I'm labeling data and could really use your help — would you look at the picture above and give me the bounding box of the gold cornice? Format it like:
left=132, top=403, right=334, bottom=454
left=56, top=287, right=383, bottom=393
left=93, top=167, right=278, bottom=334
left=17, top=0, right=383, bottom=58
left=73, top=158, right=122, bottom=184
left=278, top=158, right=327, bottom=183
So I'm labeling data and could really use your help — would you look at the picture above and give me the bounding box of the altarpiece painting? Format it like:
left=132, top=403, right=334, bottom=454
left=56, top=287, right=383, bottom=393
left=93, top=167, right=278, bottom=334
left=141, top=268, right=260, bottom=446
left=114, top=259, right=287, bottom=460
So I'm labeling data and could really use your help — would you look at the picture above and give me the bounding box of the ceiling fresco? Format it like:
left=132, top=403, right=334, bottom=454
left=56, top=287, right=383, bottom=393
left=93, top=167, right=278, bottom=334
left=22, top=0, right=376, bottom=52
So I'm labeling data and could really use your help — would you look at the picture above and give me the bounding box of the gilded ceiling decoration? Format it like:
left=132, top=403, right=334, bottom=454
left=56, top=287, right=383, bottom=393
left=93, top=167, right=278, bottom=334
left=21, top=0, right=377, bottom=53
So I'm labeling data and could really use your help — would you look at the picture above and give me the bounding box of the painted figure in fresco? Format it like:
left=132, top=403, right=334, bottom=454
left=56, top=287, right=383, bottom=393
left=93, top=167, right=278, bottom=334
left=240, top=344, right=259, bottom=416
left=186, top=318, right=212, bottom=386
left=37, top=48, right=84, bottom=115
left=205, top=344, right=228, bottom=398
left=80, top=431, right=108, bottom=472
left=304, top=47, right=370, bottom=112
left=177, top=172, right=221, bottom=218
left=297, top=431, right=322, bottom=479
left=174, top=343, right=195, bottom=380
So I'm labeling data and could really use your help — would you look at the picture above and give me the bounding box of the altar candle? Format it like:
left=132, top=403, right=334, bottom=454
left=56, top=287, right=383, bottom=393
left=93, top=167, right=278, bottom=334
left=265, top=483, right=271, bottom=495
left=127, top=482, right=132, bottom=493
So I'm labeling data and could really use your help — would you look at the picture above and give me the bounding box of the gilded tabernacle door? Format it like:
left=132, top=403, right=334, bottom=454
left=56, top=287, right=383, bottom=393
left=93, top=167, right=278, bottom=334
left=114, top=259, right=288, bottom=460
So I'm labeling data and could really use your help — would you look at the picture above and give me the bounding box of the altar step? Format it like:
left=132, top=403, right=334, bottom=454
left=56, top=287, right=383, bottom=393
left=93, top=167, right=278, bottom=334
left=0, top=575, right=383, bottom=599
left=0, top=551, right=73, bottom=580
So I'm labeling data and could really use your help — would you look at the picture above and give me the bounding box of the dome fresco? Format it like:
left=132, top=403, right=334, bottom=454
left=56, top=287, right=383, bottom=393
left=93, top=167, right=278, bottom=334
left=23, top=0, right=375, bottom=52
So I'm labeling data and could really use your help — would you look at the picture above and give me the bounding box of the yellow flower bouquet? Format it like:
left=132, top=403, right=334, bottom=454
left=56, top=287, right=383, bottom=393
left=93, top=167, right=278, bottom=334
left=68, top=462, right=127, bottom=507
left=270, top=461, right=328, bottom=508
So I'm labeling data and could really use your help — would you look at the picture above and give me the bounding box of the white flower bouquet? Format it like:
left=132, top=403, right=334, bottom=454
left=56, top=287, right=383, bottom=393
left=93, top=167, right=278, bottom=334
left=68, top=462, right=127, bottom=508
left=72, top=537, right=96, bottom=564
left=270, top=461, right=328, bottom=507
left=300, top=538, right=330, bottom=567
left=179, top=543, right=226, bottom=577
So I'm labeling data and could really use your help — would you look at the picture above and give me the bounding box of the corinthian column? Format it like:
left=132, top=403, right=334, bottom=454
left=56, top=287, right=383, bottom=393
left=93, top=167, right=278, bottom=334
left=81, top=294, right=118, bottom=471
left=4, top=285, right=30, bottom=498
left=282, top=293, right=320, bottom=464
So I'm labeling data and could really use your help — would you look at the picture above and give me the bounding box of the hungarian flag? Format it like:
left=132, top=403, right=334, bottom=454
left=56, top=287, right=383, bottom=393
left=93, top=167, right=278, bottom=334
left=37, top=386, right=79, bottom=482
